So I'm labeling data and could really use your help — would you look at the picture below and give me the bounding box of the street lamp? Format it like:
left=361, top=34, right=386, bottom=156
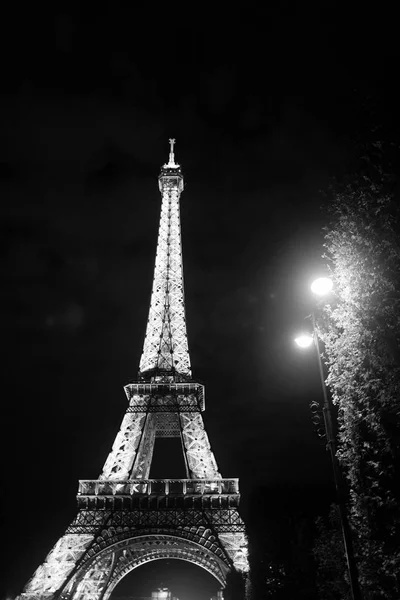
left=294, top=333, right=313, bottom=348
left=310, top=276, right=333, bottom=296
left=295, top=277, right=362, bottom=600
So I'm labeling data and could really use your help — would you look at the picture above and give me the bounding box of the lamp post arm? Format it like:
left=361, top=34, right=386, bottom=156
left=312, top=312, right=336, bottom=454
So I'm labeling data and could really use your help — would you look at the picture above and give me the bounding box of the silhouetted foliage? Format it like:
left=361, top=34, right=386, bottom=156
left=318, top=182, right=400, bottom=597
left=246, top=486, right=322, bottom=599
left=224, top=569, right=246, bottom=600
left=313, top=504, right=350, bottom=599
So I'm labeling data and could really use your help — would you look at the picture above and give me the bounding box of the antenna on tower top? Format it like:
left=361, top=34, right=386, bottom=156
left=169, top=138, right=175, bottom=162
left=164, top=138, right=179, bottom=168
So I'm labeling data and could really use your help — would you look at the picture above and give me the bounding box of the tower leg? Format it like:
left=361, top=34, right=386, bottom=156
left=100, top=412, right=147, bottom=480
left=180, top=412, right=221, bottom=479
left=130, top=413, right=157, bottom=479
left=17, top=532, right=98, bottom=599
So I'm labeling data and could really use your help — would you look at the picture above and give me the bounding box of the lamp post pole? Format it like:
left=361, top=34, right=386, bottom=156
left=311, top=311, right=362, bottom=600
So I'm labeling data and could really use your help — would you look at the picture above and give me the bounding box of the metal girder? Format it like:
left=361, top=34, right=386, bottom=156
left=100, top=400, right=220, bottom=478
left=131, top=414, right=157, bottom=479
left=100, top=413, right=147, bottom=481
left=17, top=533, right=96, bottom=599
left=67, top=508, right=246, bottom=536
left=17, top=519, right=247, bottom=598
left=59, top=531, right=230, bottom=600
left=125, top=392, right=204, bottom=413
left=139, top=148, right=190, bottom=380
left=124, top=383, right=205, bottom=411
left=63, top=552, right=115, bottom=600
left=105, top=534, right=230, bottom=593
left=78, top=478, right=239, bottom=496
left=180, top=412, right=221, bottom=479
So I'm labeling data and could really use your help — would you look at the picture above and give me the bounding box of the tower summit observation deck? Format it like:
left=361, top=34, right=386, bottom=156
left=16, top=141, right=249, bottom=600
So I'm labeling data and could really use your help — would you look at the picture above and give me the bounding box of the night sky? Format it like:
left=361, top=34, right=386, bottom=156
left=1, top=5, right=399, bottom=599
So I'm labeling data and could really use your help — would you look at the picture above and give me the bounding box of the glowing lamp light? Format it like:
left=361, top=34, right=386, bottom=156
left=294, top=334, right=314, bottom=348
left=311, top=277, right=333, bottom=296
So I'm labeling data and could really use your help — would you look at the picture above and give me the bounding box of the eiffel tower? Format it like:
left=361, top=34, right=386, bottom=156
left=17, top=140, right=249, bottom=600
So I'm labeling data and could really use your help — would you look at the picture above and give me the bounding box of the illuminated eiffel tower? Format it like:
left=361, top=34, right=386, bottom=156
left=17, top=140, right=249, bottom=600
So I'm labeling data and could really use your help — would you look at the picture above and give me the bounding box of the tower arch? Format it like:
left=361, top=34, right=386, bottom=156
left=63, top=532, right=229, bottom=599
left=105, top=534, right=229, bottom=595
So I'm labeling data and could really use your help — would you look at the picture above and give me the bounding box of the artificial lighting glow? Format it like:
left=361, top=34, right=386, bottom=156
left=294, top=334, right=314, bottom=348
left=311, top=277, right=333, bottom=296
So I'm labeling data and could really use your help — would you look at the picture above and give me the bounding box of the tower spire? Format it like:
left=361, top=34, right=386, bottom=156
left=139, top=140, right=191, bottom=381
left=166, top=138, right=177, bottom=167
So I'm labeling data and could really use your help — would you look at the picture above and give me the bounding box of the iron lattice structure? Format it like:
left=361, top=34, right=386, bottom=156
left=17, top=141, right=249, bottom=600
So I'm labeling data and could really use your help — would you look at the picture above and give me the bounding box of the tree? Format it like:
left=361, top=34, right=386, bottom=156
left=319, top=183, right=400, bottom=597
left=313, top=504, right=350, bottom=599
left=246, top=485, right=319, bottom=599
